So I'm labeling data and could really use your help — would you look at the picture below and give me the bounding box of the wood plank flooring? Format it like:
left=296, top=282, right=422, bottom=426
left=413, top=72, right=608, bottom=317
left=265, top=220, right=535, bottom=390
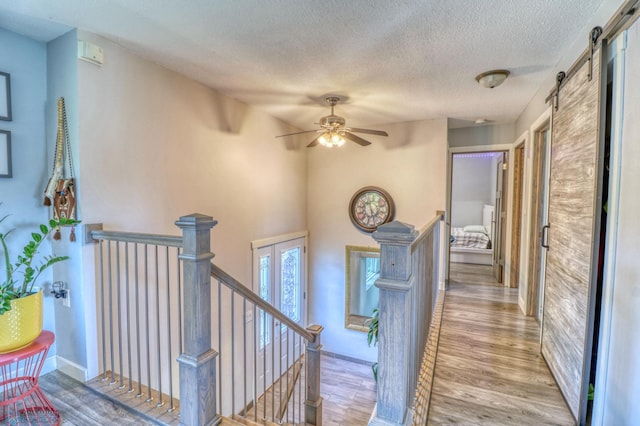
left=320, top=353, right=377, bottom=426
left=36, top=353, right=375, bottom=425
left=39, top=370, right=156, bottom=425
left=427, top=263, right=574, bottom=425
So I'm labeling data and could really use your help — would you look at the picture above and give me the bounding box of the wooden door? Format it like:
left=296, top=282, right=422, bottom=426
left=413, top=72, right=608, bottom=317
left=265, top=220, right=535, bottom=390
left=509, top=146, right=525, bottom=288
left=493, top=153, right=508, bottom=283
left=541, top=47, right=603, bottom=421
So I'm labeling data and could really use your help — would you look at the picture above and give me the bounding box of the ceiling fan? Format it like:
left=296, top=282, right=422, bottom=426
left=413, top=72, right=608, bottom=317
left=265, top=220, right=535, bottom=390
left=276, top=97, right=388, bottom=148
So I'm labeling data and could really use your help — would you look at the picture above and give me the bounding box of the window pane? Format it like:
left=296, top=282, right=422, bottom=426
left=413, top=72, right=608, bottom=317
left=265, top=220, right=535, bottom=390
left=280, top=247, right=300, bottom=330
left=259, top=255, right=271, bottom=349
left=364, top=257, right=380, bottom=290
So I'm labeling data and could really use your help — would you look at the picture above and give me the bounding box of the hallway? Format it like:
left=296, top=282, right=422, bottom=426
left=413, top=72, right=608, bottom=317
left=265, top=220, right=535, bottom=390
left=428, top=263, right=574, bottom=425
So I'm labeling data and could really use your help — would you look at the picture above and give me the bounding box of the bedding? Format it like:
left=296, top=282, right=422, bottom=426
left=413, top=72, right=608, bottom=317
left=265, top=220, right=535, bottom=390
left=450, top=226, right=491, bottom=249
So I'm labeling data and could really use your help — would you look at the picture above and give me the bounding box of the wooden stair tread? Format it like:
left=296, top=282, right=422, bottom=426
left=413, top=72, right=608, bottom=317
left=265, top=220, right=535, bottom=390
left=220, top=416, right=288, bottom=426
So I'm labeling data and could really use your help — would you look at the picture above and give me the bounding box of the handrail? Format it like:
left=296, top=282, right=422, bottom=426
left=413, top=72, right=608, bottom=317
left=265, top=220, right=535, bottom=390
left=413, top=213, right=444, bottom=249
left=91, top=230, right=183, bottom=248
left=210, top=262, right=316, bottom=343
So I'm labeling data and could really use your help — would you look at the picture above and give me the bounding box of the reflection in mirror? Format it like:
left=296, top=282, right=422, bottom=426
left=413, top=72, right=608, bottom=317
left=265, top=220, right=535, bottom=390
left=345, top=245, right=380, bottom=332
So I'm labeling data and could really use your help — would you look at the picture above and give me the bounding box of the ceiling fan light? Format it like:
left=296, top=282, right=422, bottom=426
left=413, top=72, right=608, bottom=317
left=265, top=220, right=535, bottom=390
left=318, top=133, right=329, bottom=147
left=475, top=69, right=510, bottom=88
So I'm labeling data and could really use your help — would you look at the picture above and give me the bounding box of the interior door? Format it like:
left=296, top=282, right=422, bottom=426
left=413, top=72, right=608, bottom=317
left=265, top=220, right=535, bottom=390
left=493, top=153, right=508, bottom=282
left=541, top=46, right=603, bottom=422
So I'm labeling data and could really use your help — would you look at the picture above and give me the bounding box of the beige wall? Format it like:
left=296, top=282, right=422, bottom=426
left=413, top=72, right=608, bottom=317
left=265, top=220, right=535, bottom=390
left=74, top=32, right=308, bottom=379
left=448, top=122, right=515, bottom=148
left=307, top=118, right=447, bottom=361
left=77, top=31, right=307, bottom=281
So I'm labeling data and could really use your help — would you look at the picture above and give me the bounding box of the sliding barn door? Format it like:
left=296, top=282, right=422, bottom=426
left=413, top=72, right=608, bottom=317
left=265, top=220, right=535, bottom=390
left=541, top=48, right=603, bottom=421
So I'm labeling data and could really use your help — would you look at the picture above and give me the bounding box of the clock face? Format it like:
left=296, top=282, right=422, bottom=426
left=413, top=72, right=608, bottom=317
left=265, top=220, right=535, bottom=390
left=349, top=187, right=395, bottom=232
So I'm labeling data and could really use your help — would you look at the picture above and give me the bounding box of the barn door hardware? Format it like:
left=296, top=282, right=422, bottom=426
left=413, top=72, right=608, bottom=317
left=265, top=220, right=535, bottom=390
left=588, top=26, right=603, bottom=81
left=554, top=71, right=566, bottom=111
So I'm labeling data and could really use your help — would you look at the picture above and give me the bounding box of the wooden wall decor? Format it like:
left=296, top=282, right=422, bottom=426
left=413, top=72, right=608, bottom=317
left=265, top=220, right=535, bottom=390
left=542, top=48, right=602, bottom=420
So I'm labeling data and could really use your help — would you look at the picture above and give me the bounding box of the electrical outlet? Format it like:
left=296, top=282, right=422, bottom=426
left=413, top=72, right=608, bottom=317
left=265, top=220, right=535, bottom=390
left=63, top=290, right=71, bottom=308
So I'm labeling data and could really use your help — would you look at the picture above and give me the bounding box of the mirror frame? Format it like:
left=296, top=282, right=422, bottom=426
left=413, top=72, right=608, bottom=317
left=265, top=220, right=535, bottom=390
left=345, top=245, right=380, bottom=332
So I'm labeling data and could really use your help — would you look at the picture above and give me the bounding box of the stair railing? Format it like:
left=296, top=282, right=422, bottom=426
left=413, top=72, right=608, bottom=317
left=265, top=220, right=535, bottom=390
left=91, top=213, right=322, bottom=426
left=210, top=262, right=323, bottom=425
left=368, top=213, right=444, bottom=426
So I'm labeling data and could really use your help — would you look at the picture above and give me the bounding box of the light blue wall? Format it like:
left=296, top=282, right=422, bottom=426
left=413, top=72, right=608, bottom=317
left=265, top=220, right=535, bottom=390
left=0, top=28, right=57, bottom=353
left=46, top=29, right=86, bottom=369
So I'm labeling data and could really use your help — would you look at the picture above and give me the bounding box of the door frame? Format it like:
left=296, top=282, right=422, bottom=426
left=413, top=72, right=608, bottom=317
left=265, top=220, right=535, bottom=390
left=445, top=143, right=515, bottom=286
left=518, top=107, right=551, bottom=317
left=592, top=31, right=627, bottom=424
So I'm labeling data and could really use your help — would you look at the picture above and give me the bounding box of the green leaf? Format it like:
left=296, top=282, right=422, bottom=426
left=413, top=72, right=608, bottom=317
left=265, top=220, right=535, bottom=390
left=32, top=232, right=42, bottom=243
left=40, top=224, right=48, bottom=234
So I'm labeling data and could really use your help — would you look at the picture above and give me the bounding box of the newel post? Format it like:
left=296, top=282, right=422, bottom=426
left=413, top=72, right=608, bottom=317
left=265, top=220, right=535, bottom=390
left=369, top=221, right=419, bottom=426
left=175, top=214, right=220, bottom=426
left=305, top=324, right=324, bottom=425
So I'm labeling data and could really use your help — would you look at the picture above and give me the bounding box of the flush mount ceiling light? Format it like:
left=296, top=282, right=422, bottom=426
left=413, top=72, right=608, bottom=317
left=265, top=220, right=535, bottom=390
left=475, top=69, right=510, bottom=88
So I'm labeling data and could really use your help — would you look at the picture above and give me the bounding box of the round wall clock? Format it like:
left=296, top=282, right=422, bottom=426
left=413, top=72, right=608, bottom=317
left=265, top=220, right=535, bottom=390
left=348, top=186, right=395, bottom=233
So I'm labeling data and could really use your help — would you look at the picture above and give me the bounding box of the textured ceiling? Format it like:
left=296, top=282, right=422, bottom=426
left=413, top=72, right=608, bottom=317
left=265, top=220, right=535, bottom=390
left=0, top=0, right=607, bottom=130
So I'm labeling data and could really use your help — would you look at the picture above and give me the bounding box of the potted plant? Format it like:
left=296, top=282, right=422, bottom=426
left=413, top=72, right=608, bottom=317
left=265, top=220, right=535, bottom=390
left=365, top=307, right=379, bottom=382
left=0, top=211, right=78, bottom=353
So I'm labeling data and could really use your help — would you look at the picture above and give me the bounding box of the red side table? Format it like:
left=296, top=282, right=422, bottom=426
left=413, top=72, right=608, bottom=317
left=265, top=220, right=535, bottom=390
left=0, top=330, right=60, bottom=425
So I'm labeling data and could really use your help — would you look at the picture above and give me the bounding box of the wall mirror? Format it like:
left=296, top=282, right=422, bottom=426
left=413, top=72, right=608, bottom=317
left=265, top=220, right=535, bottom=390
left=345, top=245, right=380, bottom=332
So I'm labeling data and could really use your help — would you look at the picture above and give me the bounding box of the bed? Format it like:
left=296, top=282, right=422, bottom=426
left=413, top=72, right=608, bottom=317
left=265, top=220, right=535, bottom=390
left=450, top=204, right=494, bottom=265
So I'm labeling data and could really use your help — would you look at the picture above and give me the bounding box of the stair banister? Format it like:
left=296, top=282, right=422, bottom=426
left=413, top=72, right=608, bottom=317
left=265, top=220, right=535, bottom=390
left=210, top=261, right=324, bottom=425
left=210, top=263, right=316, bottom=343
left=369, top=221, right=419, bottom=426
left=369, top=214, right=443, bottom=426
left=176, top=213, right=220, bottom=426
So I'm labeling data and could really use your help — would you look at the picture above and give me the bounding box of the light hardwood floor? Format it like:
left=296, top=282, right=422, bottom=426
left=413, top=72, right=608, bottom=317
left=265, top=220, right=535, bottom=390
left=39, top=371, right=156, bottom=425
left=427, top=263, right=574, bottom=425
left=37, top=353, right=375, bottom=425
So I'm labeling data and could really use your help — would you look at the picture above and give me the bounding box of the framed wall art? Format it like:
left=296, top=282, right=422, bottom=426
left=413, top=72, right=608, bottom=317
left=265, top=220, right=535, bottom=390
left=0, top=130, right=11, bottom=178
left=0, top=71, right=11, bottom=121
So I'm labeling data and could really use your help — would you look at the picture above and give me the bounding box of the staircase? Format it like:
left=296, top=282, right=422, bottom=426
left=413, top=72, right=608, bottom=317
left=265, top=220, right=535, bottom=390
left=221, top=415, right=290, bottom=425
left=89, top=214, right=323, bottom=426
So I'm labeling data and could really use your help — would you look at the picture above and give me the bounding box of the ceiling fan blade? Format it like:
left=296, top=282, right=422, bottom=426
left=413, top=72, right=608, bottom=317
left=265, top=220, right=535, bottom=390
left=276, top=129, right=319, bottom=138
left=307, top=133, right=326, bottom=148
left=343, top=132, right=371, bottom=146
left=348, top=127, right=389, bottom=137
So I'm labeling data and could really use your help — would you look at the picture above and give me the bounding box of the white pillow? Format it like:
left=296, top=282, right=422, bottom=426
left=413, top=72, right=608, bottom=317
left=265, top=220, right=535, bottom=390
left=463, top=225, right=487, bottom=234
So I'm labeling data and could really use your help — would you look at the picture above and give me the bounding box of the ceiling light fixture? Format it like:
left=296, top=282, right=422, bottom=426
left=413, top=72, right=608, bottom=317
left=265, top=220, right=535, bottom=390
left=475, top=69, right=510, bottom=88
left=318, top=131, right=346, bottom=148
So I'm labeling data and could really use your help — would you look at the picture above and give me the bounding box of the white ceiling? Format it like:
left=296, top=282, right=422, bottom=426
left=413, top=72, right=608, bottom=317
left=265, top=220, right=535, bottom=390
left=0, top=0, right=607, bottom=130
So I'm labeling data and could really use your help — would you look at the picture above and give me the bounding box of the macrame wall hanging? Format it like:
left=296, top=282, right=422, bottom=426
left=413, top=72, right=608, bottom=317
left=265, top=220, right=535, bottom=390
left=43, top=97, right=77, bottom=241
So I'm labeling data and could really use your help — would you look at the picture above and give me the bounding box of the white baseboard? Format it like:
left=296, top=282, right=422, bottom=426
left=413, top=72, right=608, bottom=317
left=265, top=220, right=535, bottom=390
left=56, top=355, right=89, bottom=382
left=41, top=355, right=58, bottom=375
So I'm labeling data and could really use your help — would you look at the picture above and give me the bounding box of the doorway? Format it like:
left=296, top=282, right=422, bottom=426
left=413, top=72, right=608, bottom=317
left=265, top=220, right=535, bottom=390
left=252, top=234, right=307, bottom=396
left=525, top=122, right=551, bottom=320
left=448, top=150, right=510, bottom=285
